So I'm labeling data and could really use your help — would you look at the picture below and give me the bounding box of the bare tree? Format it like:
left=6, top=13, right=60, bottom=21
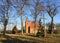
left=3, top=0, right=10, bottom=35
left=30, top=0, right=45, bottom=35
left=16, top=0, right=30, bottom=34
left=46, top=0, right=58, bottom=35
left=0, top=0, right=20, bottom=35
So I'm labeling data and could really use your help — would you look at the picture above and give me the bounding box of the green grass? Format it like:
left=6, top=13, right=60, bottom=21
left=54, top=34, right=60, bottom=37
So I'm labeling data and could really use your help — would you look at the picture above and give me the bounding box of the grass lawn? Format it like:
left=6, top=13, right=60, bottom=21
left=0, top=34, right=60, bottom=43
left=54, top=34, right=60, bottom=37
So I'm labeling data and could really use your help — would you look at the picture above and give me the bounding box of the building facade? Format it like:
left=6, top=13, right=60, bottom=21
left=25, top=18, right=42, bottom=34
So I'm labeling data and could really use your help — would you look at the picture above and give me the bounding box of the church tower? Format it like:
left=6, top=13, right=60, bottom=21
left=25, top=18, right=30, bottom=33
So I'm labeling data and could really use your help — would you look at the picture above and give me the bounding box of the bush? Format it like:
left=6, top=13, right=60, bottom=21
left=36, top=30, right=44, bottom=37
left=12, top=26, right=18, bottom=34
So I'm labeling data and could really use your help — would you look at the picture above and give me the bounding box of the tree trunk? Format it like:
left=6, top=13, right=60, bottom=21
left=3, top=19, right=8, bottom=35
left=34, top=23, right=36, bottom=35
left=34, top=14, right=37, bottom=35
left=43, top=14, right=46, bottom=38
left=51, top=17, right=54, bottom=35
left=44, top=20, right=46, bottom=38
left=21, top=15, right=23, bottom=35
left=3, top=24, right=6, bottom=35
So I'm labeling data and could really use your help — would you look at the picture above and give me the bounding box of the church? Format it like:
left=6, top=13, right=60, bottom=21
left=25, top=18, right=43, bottom=34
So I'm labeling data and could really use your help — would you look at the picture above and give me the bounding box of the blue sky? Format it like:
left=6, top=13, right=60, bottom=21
left=0, top=0, right=60, bottom=30
left=45, top=12, right=60, bottom=23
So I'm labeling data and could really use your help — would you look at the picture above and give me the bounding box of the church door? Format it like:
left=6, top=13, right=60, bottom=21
left=28, top=27, right=30, bottom=33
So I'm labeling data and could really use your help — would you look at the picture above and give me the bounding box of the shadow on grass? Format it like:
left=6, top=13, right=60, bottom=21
left=1, top=35, right=43, bottom=43
left=0, top=34, right=46, bottom=43
left=0, top=34, right=35, bottom=43
left=25, top=33, right=36, bottom=37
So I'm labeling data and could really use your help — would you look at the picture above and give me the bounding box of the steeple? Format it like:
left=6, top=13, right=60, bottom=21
left=26, top=17, right=29, bottom=22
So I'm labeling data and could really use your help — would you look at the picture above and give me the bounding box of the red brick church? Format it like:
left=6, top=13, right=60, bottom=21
left=25, top=18, right=43, bottom=34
